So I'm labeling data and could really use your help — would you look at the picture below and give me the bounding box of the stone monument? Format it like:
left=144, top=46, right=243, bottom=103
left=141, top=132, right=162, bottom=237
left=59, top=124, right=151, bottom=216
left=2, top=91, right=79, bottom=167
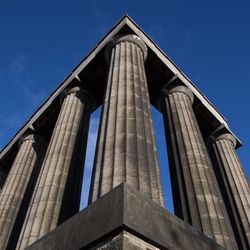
left=0, top=15, right=249, bottom=250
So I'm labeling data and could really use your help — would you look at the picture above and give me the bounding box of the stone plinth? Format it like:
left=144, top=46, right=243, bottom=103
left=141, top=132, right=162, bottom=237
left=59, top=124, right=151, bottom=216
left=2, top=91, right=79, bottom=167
left=25, top=183, right=225, bottom=250
left=89, top=34, right=163, bottom=206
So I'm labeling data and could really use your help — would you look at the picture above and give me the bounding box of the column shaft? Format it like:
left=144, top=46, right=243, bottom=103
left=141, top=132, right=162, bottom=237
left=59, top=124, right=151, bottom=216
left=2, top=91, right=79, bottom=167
left=0, top=134, right=46, bottom=250
left=210, top=133, right=250, bottom=249
left=89, top=35, right=163, bottom=206
left=159, top=86, right=236, bottom=249
left=17, top=85, right=92, bottom=249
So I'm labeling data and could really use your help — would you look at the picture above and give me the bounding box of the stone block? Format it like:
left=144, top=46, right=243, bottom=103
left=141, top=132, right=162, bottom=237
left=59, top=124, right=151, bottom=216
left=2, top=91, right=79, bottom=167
left=26, top=183, right=224, bottom=250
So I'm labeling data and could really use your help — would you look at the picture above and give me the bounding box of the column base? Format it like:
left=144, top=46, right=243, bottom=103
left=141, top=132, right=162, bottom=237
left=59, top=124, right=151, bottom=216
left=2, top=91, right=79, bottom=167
left=26, top=183, right=224, bottom=250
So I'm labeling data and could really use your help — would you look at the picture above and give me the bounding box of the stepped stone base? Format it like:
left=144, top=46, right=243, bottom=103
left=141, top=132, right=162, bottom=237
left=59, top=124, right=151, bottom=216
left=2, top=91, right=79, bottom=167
left=26, top=183, right=224, bottom=250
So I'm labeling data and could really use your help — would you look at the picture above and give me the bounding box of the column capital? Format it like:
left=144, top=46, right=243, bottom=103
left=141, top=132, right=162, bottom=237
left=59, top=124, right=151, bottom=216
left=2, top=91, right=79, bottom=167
left=168, top=86, right=194, bottom=103
left=105, top=34, right=147, bottom=62
left=19, top=133, right=47, bottom=148
left=156, top=85, right=194, bottom=110
left=64, top=85, right=89, bottom=98
left=210, top=132, right=237, bottom=148
left=60, top=84, right=96, bottom=109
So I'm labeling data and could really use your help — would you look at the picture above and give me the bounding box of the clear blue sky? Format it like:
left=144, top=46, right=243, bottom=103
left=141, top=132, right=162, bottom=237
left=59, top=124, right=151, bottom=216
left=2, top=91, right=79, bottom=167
left=0, top=1, right=249, bottom=212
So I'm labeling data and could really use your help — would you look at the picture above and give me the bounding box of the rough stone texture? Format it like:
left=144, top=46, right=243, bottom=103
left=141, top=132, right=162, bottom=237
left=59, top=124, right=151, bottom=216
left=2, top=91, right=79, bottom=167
left=89, top=232, right=124, bottom=250
left=0, top=134, right=46, bottom=250
left=26, top=183, right=225, bottom=250
left=122, top=231, right=160, bottom=250
left=17, top=85, right=93, bottom=249
left=209, top=132, right=250, bottom=249
left=0, top=163, right=8, bottom=190
left=89, top=35, right=163, bottom=206
left=158, top=85, right=237, bottom=249
left=90, top=231, right=160, bottom=250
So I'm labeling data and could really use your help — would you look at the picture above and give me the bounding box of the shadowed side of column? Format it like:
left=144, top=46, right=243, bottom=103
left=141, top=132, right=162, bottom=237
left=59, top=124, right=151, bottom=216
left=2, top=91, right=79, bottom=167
left=0, top=163, right=8, bottom=190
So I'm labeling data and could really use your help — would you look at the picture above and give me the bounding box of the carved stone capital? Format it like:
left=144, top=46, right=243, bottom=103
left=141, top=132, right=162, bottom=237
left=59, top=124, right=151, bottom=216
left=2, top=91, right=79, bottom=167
left=211, top=132, right=237, bottom=148
left=60, top=84, right=95, bottom=109
left=167, top=85, right=194, bottom=103
left=19, top=133, right=47, bottom=148
left=105, top=34, right=147, bottom=62
left=156, top=84, right=194, bottom=111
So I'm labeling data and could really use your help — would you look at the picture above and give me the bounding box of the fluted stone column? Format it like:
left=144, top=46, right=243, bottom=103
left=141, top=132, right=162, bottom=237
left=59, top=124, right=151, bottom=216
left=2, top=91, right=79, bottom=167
left=209, top=132, right=250, bottom=249
left=158, top=85, right=237, bottom=249
left=89, top=35, right=163, bottom=206
left=0, top=134, right=46, bottom=250
left=17, top=85, right=93, bottom=249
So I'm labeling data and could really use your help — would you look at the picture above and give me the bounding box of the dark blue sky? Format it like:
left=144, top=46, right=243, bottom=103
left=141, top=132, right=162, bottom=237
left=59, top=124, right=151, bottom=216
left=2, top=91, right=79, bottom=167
left=0, top=1, right=249, bottom=211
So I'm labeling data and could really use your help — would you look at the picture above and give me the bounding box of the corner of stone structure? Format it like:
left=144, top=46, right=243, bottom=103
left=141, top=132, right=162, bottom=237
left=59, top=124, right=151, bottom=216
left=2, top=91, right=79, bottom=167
left=26, top=183, right=225, bottom=250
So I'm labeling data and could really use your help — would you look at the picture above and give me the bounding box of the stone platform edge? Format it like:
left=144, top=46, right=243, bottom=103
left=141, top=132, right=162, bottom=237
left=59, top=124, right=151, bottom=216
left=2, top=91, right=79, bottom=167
left=26, top=183, right=224, bottom=250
